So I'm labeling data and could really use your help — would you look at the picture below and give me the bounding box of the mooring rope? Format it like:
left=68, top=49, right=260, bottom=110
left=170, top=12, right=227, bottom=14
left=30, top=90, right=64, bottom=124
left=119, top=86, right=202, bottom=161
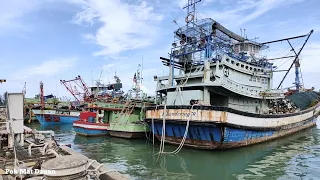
left=154, top=62, right=197, bottom=162
left=156, top=105, right=195, bottom=161
left=151, top=105, right=159, bottom=145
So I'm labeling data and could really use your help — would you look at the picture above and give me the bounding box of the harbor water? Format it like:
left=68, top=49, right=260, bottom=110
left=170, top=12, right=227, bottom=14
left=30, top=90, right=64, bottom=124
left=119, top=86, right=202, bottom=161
left=29, top=120, right=320, bottom=180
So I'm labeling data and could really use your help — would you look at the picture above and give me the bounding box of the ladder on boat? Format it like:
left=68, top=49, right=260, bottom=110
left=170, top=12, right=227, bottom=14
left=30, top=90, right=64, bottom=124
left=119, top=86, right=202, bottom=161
left=116, top=100, right=138, bottom=121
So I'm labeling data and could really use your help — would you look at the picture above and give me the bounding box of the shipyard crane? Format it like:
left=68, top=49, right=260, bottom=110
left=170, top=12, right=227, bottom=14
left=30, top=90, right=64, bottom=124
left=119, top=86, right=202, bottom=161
left=60, top=75, right=91, bottom=103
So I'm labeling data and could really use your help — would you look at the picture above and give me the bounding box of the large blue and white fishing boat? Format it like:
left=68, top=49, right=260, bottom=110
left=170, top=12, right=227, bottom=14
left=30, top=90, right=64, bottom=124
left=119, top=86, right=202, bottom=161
left=145, top=0, right=320, bottom=149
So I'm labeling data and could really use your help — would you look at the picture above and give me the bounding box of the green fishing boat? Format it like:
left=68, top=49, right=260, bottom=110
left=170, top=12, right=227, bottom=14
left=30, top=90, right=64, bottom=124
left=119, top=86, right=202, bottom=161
left=108, top=64, right=155, bottom=138
left=108, top=100, right=154, bottom=138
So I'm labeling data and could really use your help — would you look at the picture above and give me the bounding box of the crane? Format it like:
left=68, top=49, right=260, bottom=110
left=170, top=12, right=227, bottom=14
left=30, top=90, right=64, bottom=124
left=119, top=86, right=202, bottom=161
left=60, top=75, right=91, bottom=103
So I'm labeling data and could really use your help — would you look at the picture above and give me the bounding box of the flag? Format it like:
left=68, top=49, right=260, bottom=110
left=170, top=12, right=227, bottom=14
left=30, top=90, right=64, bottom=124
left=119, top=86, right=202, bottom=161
left=133, top=73, right=137, bottom=82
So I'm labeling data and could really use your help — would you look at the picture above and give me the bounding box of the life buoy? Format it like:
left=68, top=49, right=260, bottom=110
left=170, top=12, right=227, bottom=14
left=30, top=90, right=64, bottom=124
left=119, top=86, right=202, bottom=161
left=185, top=14, right=194, bottom=23
left=223, top=67, right=229, bottom=77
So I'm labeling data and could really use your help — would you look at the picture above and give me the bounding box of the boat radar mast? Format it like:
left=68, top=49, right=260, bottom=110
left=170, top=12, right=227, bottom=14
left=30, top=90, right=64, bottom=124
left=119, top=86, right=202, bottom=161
left=131, top=64, right=142, bottom=99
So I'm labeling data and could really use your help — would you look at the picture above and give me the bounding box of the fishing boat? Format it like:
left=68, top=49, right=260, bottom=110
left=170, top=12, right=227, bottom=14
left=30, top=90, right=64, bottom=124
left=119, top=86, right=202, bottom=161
left=73, top=111, right=109, bottom=136
left=73, top=75, right=126, bottom=136
left=108, top=100, right=154, bottom=138
left=32, top=109, right=81, bottom=125
left=73, top=103, right=124, bottom=136
left=23, top=81, right=61, bottom=123
left=144, top=0, right=320, bottom=150
left=108, top=65, right=155, bottom=138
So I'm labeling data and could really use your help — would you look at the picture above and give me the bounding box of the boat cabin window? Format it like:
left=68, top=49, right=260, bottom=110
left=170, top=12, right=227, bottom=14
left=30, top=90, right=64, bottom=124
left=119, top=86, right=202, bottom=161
left=240, top=43, right=249, bottom=51
left=252, top=77, right=256, bottom=82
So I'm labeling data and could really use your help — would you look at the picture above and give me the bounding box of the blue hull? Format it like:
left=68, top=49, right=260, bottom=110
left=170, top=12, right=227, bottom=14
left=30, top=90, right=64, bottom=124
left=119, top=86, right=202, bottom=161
left=74, top=127, right=109, bottom=136
left=36, top=114, right=79, bottom=125
left=148, top=118, right=317, bottom=149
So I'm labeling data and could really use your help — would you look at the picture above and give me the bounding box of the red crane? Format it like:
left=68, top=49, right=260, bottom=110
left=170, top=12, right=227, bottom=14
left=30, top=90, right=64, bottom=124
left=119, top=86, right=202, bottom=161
left=60, top=75, right=91, bottom=103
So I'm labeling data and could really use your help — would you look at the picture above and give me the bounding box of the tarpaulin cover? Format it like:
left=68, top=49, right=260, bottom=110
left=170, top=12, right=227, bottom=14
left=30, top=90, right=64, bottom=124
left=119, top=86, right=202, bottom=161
left=286, top=91, right=319, bottom=110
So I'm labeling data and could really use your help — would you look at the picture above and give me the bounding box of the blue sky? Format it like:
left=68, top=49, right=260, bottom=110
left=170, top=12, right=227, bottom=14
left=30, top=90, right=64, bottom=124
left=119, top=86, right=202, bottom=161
left=0, top=0, right=319, bottom=100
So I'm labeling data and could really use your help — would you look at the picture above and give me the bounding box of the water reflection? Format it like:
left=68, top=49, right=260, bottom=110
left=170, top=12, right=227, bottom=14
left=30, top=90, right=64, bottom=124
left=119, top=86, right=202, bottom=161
left=28, top=121, right=320, bottom=180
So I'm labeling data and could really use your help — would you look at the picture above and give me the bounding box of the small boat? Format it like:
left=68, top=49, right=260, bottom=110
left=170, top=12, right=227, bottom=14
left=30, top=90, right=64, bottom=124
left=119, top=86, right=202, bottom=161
left=73, top=111, right=109, bottom=136
left=73, top=103, right=124, bottom=136
left=32, top=109, right=80, bottom=125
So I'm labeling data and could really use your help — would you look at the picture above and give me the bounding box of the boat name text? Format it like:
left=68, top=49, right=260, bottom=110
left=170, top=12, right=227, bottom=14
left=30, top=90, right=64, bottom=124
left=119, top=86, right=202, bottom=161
left=162, top=111, right=196, bottom=117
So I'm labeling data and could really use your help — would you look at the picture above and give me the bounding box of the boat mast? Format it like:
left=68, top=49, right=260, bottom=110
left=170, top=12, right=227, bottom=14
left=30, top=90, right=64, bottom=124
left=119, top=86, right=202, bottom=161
left=261, top=30, right=313, bottom=92
left=277, top=30, right=313, bottom=91
left=169, top=0, right=201, bottom=86
left=40, top=81, right=44, bottom=110
left=133, top=64, right=142, bottom=99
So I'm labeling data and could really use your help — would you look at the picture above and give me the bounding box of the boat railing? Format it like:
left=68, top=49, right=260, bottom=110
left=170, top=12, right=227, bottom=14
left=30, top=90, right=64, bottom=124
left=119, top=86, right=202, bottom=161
left=222, top=77, right=284, bottom=98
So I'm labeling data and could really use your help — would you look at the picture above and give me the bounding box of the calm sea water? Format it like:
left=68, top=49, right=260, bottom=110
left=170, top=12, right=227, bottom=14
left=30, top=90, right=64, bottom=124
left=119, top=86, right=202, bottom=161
left=29, top=120, right=320, bottom=180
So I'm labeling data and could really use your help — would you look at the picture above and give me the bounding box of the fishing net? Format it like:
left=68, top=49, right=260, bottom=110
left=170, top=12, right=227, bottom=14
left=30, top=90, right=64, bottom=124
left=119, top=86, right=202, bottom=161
left=286, top=91, right=320, bottom=110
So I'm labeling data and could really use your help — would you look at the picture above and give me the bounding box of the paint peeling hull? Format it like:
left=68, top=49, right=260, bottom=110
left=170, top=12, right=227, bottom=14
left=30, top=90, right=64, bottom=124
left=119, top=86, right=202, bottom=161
left=151, top=119, right=316, bottom=149
left=145, top=104, right=320, bottom=149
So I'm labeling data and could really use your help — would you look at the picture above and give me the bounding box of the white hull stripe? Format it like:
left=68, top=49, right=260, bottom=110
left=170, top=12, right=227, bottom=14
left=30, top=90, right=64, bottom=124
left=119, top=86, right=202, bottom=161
left=73, top=123, right=109, bottom=130
left=146, top=106, right=320, bottom=128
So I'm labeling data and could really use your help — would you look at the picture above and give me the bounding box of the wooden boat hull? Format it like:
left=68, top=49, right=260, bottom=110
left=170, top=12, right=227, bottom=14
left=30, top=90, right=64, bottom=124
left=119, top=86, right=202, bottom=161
left=73, top=121, right=109, bottom=136
left=145, top=104, right=320, bottom=149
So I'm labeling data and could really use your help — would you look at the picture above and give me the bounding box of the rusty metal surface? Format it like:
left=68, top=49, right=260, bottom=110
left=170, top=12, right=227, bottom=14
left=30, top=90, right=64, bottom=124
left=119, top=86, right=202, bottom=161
left=154, top=121, right=316, bottom=150
left=146, top=107, right=316, bottom=129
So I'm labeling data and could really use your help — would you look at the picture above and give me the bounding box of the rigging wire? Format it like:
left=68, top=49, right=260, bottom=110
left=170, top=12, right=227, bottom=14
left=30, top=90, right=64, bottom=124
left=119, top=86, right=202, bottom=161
left=273, top=37, right=305, bottom=68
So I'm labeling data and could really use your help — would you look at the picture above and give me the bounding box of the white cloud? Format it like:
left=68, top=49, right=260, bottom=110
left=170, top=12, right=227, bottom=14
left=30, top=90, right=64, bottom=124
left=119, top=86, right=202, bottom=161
left=203, top=0, right=305, bottom=27
left=70, top=0, right=163, bottom=56
left=17, top=57, right=77, bottom=79
left=0, top=0, right=43, bottom=35
left=300, top=43, right=320, bottom=73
